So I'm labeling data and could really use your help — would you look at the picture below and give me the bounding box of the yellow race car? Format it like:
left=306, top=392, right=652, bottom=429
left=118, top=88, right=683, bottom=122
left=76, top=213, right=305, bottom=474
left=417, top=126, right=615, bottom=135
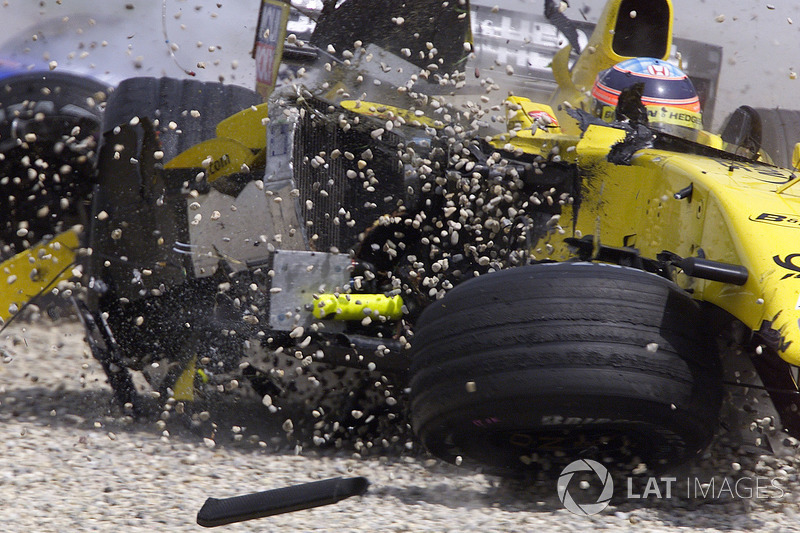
left=3, top=0, right=800, bottom=475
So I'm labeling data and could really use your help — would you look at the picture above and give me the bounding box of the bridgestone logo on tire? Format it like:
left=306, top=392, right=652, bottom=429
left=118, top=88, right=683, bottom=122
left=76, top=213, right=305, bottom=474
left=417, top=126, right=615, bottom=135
left=557, top=459, right=614, bottom=515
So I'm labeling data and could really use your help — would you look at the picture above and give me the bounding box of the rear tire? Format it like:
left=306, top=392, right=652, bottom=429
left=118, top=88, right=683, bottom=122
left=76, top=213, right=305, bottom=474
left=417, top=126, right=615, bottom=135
left=100, top=77, right=261, bottom=159
left=753, top=107, right=800, bottom=168
left=86, top=77, right=261, bottom=398
left=91, top=76, right=262, bottom=302
left=409, top=262, right=723, bottom=474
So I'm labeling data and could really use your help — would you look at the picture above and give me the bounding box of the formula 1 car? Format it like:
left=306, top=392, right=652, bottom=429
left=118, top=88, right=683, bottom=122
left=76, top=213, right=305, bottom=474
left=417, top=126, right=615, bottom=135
left=3, top=0, right=800, bottom=475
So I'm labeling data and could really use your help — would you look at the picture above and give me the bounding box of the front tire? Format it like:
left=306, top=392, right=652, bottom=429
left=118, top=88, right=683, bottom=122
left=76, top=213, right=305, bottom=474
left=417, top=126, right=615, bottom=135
left=409, top=262, right=723, bottom=474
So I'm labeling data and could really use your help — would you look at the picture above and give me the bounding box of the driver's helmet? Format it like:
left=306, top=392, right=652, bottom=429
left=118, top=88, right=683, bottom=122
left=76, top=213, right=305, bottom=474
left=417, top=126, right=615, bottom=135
left=591, top=57, right=702, bottom=138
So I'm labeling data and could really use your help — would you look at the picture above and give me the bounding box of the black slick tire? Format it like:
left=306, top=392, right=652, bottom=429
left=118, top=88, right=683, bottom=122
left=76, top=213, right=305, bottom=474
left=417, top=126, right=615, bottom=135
left=409, top=262, right=723, bottom=474
left=753, top=107, right=800, bottom=168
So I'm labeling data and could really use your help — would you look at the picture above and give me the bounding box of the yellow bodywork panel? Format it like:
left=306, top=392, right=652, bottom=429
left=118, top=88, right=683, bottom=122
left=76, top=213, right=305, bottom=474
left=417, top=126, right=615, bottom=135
left=502, top=97, right=562, bottom=134
left=696, top=131, right=724, bottom=151
left=0, top=229, right=80, bottom=324
left=490, top=98, right=578, bottom=159
left=340, top=100, right=440, bottom=129
left=215, top=103, right=269, bottom=150
left=164, top=137, right=256, bottom=183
